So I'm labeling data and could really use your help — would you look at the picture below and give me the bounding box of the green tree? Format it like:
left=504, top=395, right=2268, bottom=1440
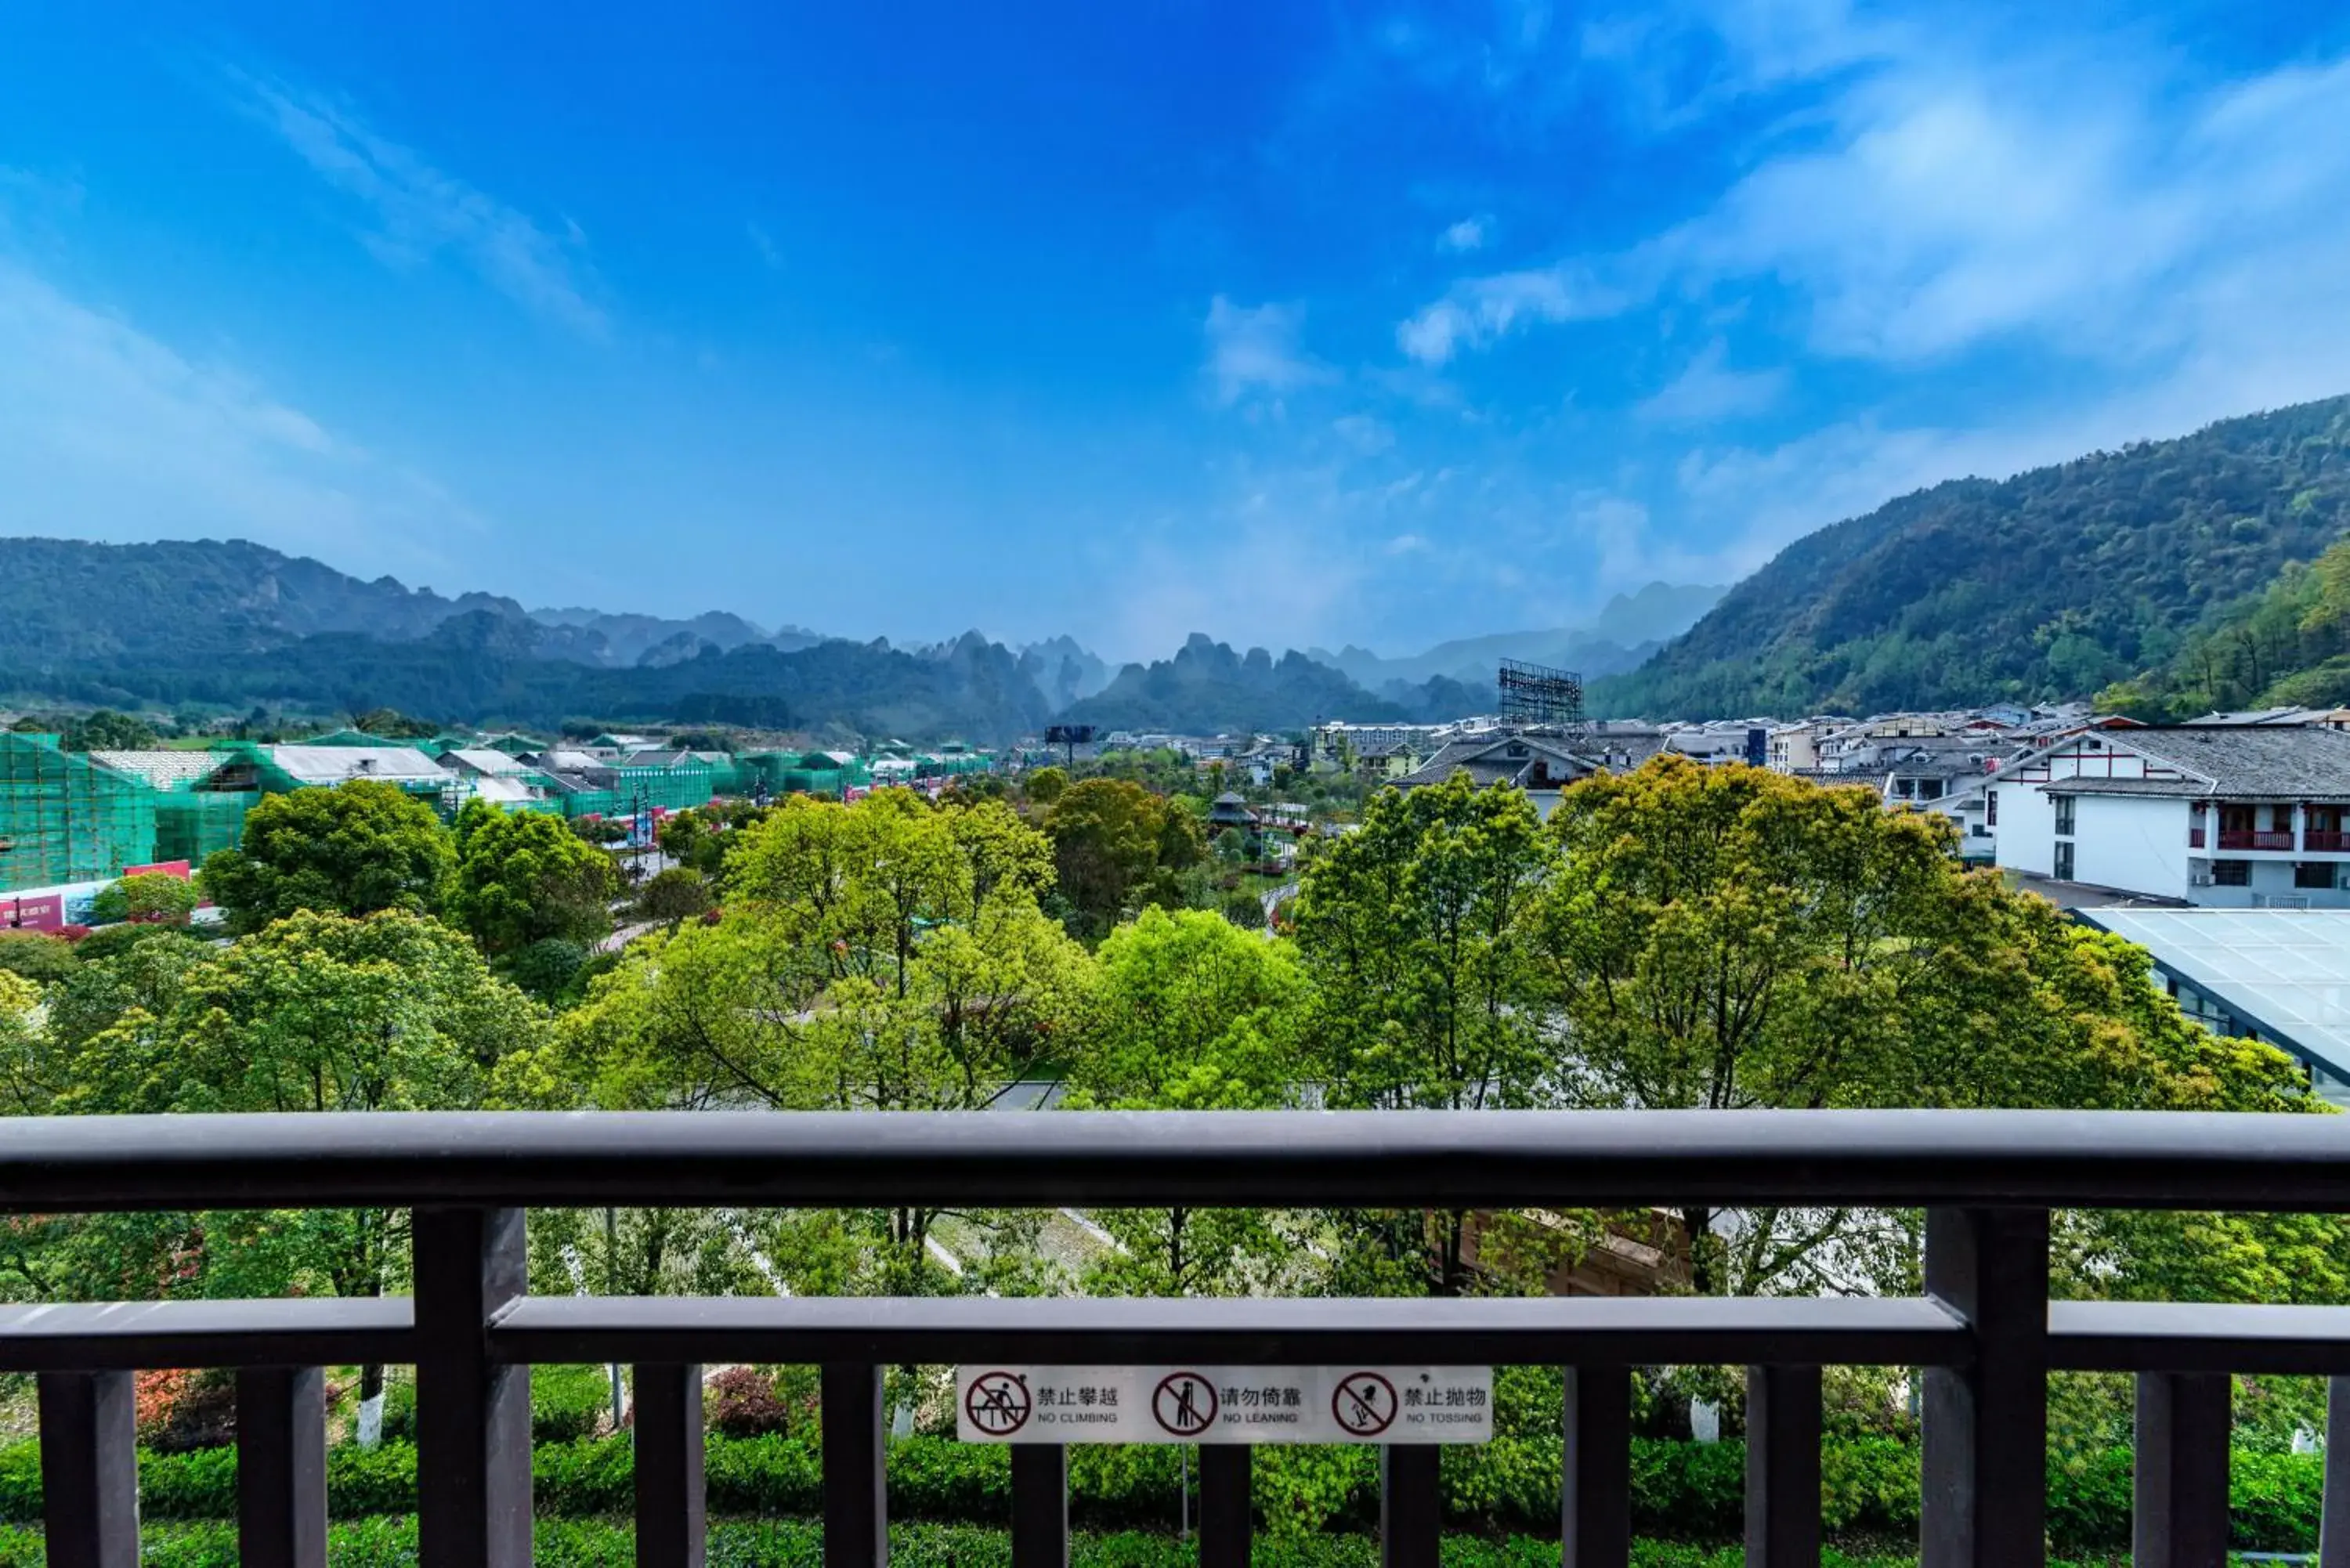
left=656, top=809, right=728, bottom=879
left=60, top=709, right=159, bottom=751
left=351, top=707, right=439, bottom=739
left=446, top=804, right=619, bottom=955
left=518, top=791, right=1088, bottom=1294
left=635, top=866, right=712, bottom=930
left=0, top=932, right=79, bottom=986
left=1063, top=908, right=1302, bottom=1296
left=1025, top=761, right=1072, bottom=804
left=89, top=872, right=201, bottom=927
left=91, top=910, right=544, bottom=1404
left=1043, top=778, right=1201, bottom=940
left=201, top=782, right=455, bottom=934
left=1288, top=773, right=1560, bottom=1295
left=1535, top=755, right=2341, bottom=1316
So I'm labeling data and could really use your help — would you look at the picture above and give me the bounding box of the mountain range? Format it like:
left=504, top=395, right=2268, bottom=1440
left=13, top=390, right=2346, bottom=742
left=1596, top=393, right=2350, bottom=719
left=1307, top=581, right=1726, bottom=692
left=0, top=536, right=1697, bottom=741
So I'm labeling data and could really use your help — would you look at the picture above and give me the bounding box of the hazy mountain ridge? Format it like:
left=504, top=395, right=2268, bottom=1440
left=1307, top=582, right=1726, bottom=691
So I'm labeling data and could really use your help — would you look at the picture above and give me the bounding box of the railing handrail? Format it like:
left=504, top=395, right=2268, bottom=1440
left=0, top=1107, right=2345, bottom=1213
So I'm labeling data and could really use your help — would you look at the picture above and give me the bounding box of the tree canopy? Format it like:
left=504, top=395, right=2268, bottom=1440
left=201, top=781, right=455, bottom=934
left=445, top=801, right=618, bottom=955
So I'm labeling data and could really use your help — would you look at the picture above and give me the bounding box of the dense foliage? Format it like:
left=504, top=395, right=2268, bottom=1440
left=202, top=781, right=456, bottom=933
left=0, top=1429, right=2322, bottom=1555
left=446, top=801, right=619, bottom=955
left=2099, top=530, right=2350, bottom=717
left=0, top=758, right=2338, bottom=1543
left=1596, top=393, right=2350, bottom=717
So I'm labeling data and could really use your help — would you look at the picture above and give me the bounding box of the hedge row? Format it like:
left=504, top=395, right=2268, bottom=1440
left=0, top=1434, right=2319, bottom=1554
left=0, top=1520, right=2112, bottom=1568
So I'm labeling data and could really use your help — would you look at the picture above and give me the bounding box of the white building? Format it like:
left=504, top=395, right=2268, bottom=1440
left=1990, top=724, right=2350, bottom=908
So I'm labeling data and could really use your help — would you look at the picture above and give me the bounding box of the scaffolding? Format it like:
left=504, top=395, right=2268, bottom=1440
left=152, top=789, right=260, bottom=865
left=0, top=735, right=161, bottom=894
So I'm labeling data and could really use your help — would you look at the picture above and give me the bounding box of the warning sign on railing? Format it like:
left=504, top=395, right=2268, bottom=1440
left=954, top=1366, right=1491, bottom=1444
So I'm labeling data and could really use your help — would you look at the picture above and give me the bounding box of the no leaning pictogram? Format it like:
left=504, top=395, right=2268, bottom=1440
left=964, top=1371, right=1032, bottom=1436
left=1330, top=1371, right=1397, bottom=1436
left=1152, top=1371, right=1219, bottom=1436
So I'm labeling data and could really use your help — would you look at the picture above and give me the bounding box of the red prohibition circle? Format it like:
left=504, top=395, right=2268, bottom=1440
left=964, top=1370, right=1032, bottom=1436
left=1152, top=1371, right=1218, bottom=1436
left=1330, top=1371, right=1398, bottom=1437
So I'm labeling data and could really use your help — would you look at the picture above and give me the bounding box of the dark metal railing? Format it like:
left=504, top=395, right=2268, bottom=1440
left=5, top=1109, right=2350, bottom=1568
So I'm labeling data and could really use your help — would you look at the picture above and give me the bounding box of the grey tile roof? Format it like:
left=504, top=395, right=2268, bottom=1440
left=2070, top=725, right=2350, bottom=800
left=1397, top=732, right=1596, bottom=790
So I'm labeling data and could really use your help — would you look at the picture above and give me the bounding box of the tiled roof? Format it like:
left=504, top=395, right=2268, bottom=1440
left=87, top=750, right=227, bottom=789
left=2070, top=725, right=2350, bottom=800
left=1397, top=732, right=1595, bottom=790
left=266, top=746, right=450, bottom=785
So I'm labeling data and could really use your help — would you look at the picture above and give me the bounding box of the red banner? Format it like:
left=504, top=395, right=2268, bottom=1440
left=3, top=894, right=67, bottom=934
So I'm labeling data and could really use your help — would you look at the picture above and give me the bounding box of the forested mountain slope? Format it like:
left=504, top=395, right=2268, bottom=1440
left=1593, top=396, right=2350, bottom=717
left=0, top=537, right=524, bottom=662
left=2102, top=533, right=2350, bottom=718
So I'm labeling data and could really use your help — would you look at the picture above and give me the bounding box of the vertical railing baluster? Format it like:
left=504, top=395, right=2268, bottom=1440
left=1562, top=1364, right=1631, bottom=1568
left=238, top=1366, right=328, bottom=1568
left=2133, top=1371, right=2231, bottom=1568
left=1920, top=1206, right=2050, bottom=1568
left=634, top=1363, right=707, bottom=1568
left=1379, top=1443, right=1441, bottom=1568
left=2323, top=1375, right=2350, bottom=1568
left=415, top=1205, right=533, bottom=1568
left=1010, top=1442, right=1068, bottom=1568
left=1745, top=1364, right=1821, bottom=1568
left=38, top=1370, right=139, bottom=1568
left=1199, top=1443, right=1253, bottom=1568
left=823, top=1362, right=888, bottom=1568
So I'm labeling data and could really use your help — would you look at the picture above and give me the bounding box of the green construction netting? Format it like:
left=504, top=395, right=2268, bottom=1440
left=0, top=734, right=161, bottom=893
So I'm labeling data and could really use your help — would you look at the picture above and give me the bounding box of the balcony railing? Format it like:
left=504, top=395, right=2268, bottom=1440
left=6, top=1109, right=2350, bottom=1568
left=2188, top=826, right=2205, bottom=847
left=2215, top=829, right=2296, bottom=851
left=2307, top=829, right=2350, bottom=853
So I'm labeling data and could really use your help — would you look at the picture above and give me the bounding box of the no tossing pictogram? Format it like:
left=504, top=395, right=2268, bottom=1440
left=1330, top=1371, right=1397, bottom=1436
left=964, top=1371, right=1032, bottom=1436
left=1152, top=1371, right=1218, bottom=1436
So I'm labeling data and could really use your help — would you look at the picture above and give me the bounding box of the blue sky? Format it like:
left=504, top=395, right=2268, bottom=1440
left=4, top=2, right=2349, bottom=659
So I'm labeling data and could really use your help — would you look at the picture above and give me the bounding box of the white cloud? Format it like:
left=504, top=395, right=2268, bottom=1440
left=1203, top=295, right=1335, bottom=406
left=0, top=256, right=484, bottom=576
left=1634, top=339, right=1785, bottom=423
left=1439, top=215, right=1488, bottom=253
left=1421, top=21, right=2350, bottom=377
left=1397, top=265, right=1628, bottom=363
left=228, top=69, right=606, bottom=337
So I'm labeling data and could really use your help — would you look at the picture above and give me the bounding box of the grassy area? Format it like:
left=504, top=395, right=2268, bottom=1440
left=0, top=1520, right=2134, bottom=1568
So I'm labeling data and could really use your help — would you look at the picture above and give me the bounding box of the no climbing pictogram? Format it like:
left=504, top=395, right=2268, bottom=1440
left=964, top=1371, right=1032, bottom=1436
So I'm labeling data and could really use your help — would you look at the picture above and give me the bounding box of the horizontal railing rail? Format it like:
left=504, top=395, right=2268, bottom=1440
left=3, top=1107, right=2350, bottom=1212
left=1, top=1110, right=2346, bottom=1568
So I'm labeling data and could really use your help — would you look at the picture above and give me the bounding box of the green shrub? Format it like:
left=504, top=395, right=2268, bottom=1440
left=534, top=1363, right=618, bottom=1444
left=0, top=931, right=78, bottom=985
left=0, top=1520, right=2113, bottom=1568
left=0, top=1431, right=2317, bottom=1552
